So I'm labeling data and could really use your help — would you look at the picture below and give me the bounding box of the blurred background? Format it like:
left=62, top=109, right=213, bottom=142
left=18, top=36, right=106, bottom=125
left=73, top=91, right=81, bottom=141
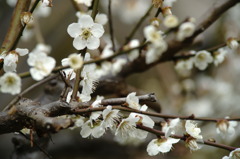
left=0, top=0, right=240, bottom=158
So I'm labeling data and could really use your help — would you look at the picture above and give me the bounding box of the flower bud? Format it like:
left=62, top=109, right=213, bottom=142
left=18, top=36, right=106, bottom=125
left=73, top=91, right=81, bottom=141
left=227, top=37, right=239, bottom=50
left=20, top=12, right=33, bottom=26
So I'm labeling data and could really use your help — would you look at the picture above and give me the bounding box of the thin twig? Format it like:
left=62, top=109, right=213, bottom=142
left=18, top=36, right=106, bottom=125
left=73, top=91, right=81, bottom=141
left=124, top=5, right=154, bottom=45
left=108, top=0, right=116, bottom=52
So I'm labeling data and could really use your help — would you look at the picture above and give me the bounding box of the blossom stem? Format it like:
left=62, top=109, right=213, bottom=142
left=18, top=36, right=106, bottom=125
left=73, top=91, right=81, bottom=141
left=91, top=0, right=100, bottom=20
left=108, top=0, right=116, bottom=52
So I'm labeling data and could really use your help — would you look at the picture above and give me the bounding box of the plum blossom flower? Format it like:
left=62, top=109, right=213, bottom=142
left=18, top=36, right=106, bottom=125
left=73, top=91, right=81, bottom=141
left=194, top=50, right=213, bottom=70
left=185, top=120, right=203, bottom=140
left=67, top=15, right=104, bottom=50
left=0, top=72, right=21, bottom=95
left=147, top=137, right=180, bottom=156
left=227, top=38, right=239, bottom=50
left=185, top=137, right=202, bottom=151
left=27, top=49, right=56, bottom=81
left=145, top=42, right=167, bottom=64
left=3, top=48, right=29, bottom=72
left=177, top=22, right=195, bottom=41
left=128, top=105, right=155, bottom=139
left=126, top=92, right=140, bottom=110
left=80, top=120, right=105, bottom=138
left=222, top=148, right=240, bottom=159
left=115, top=116, right=140, bottom=139
left=127, top=39, right=140, bottom=62
left=102, top=106, right=121, bottom=130
left=216, top=118, right=238, bottom=138
left=144, top=25, right=164, bottom=47
left=112, top=58, right=127, bottom=75
left=80, top=53, right=99, bottom=102
left=175, top=58, right=194, bottom=76
left=163, top=15, right=179, bottom=28
left=162, top=118, right=184, bottom=137
left=213, top=47, right=228, bottom=66
left=62, top=53, right=83, bottom=70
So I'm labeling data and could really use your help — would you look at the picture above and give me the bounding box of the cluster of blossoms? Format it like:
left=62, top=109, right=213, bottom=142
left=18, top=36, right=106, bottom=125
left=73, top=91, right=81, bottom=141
left=68, top=92, right=155, bottom=142
left=175, top=38, right=239, bottom=76
left=0, top=43, right=55, bottom=95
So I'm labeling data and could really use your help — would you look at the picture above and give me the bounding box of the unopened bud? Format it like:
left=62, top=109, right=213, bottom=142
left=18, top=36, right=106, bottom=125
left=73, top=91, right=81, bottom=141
left=152, top=0, right=163, bottom=8
left=150, top=18, right=161, bottom=28
left=163, top=14, right=179, bottom=28
left=162, top=7, right=172, bottom=16
left=217, top=120, right=229, bottom=134
left=227, top=37, right=239, bottom=50
left=20, top=12, right=33, bottom=26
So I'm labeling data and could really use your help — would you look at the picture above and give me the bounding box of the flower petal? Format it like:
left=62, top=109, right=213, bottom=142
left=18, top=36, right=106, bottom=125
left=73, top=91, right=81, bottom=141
left=91, top=23, right=104, bottom=38
left=73, top=36, right=87, bottom=50
left=86, top=36, right=100, bottom=50
left=67, top=23, right=82, bottom=38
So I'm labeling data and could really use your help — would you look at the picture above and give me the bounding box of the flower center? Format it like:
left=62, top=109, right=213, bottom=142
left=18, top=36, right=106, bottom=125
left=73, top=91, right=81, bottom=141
left=82, top=29, right=92, bottom=40
left=6, top=76, right=16, bottom=85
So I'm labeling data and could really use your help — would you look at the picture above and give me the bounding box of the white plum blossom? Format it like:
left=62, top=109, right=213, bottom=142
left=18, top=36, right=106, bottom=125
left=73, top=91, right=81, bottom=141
left=194, top=50, right=213, bottom=70
left=175, top=58, right=194, bottom=76
left=185, top=120, right=203, bottom=140
left=126, top=92, right=140, bottom=110
left=27, top=50, right=56, bottom=81
left=227, top=38, right=239, bottom=50
left=213, top=47, right=228, bottom=66
left=163, top=15, right=179, bottom=28
left=80, top=53, right=99, bottom=102
left=177, top=22, right=195, bottom=41
left=216, top=118, right=238, bottom=138
left=63, top=53, right=83, bottom=70
left=80, top=120, right=105, bottom=138
left=128, top=105, right=155, bottom=139
left=61, top=59, right=76, bottom=80
left=74, top=0, right=93, bottom=7
left=112, top=58, right=127, bottom=75
left=90, top=96, right=104, bottom=122
left=101, top=44, right=114, bottom=58
left=127, top=39, right=140, bottom=62
left=222, top=148, right=240, bottom=159
left=144, top=25, right=164, bottom=47
left=102, top=106, right=121, bottom=130
left=185, top=137, right=202, bottom=151
left=146, top=42, right=168, bottom=64
left=0, top=72, right=21, bottom=95
left=115, top=115, right=139, bottom=139
left=3, top=48, right=29, bottom=72
left=67, top=15, right=104, bottom=50
left=147, top=137, right=180, bottom=156
left=162, top=118, right=184, bottom=137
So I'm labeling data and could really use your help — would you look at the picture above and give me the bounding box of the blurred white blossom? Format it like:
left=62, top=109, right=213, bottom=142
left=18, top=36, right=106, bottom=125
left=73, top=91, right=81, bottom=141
left=0, top=72, right=21, bottom=95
